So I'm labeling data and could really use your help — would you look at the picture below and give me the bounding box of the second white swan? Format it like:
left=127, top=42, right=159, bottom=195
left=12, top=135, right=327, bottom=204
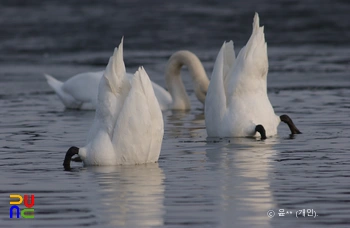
left=45, top=50, right=209, bottom=111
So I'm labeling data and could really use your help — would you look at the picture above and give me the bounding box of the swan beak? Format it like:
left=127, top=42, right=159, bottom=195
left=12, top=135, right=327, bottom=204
left=63, top=146, right=79, bottom=170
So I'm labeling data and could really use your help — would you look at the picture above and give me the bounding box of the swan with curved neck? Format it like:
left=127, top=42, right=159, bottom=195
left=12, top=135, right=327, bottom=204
left=45, top=50, right=209, bottom=111
left=165, top=50, right=209, bottom=110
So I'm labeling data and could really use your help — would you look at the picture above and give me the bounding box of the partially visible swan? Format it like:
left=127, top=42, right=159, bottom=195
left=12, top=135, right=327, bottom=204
left=45, top=50, right=209, bottom=110
left=63, top=39, right=164, bottom=169
left=205, top=13, right=301, bottom=139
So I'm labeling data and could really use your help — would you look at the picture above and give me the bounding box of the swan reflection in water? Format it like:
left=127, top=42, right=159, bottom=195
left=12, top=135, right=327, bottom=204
left=206, top=138, right=278, bottom=227
left=165, top=109, right=206, bottom=139
left=89, top=164, right=165, bottom=227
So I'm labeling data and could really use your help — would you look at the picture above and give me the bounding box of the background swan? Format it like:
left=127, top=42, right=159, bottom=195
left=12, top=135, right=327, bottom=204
left=45, top=50, right=208, bottom=111
left=205, top=13, right=301, bottom=139
left=63, top=39, right=163, bottom=168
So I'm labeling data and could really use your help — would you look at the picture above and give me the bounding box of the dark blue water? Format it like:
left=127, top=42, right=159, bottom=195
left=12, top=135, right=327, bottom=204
left=1, top=1, right=350, bottom=227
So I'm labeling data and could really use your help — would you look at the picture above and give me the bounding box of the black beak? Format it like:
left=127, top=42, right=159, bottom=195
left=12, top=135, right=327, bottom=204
left=63, top=146, right=79, bottom=170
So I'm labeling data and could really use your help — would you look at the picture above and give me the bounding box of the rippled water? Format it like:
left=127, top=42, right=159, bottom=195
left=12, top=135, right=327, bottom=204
left=1, top=0, right=350, bottom=227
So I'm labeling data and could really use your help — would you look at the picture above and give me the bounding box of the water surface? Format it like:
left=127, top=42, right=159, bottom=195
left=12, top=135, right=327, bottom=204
left=1, top=0, right=350, bottom=227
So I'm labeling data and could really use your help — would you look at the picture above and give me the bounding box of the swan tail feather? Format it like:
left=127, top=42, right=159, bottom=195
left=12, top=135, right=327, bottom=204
left=44, top=73, right=80, bottom=108
left=243, top=12, right=268, bottom=78
left=95, top=38, right=130, bottom=136
left=137, top=67, right=163, bottom=162
left=44, top=74, right=63, bottom=91
left=137, top=67, right=163, bottom=130
left=103, top=38, right=128, bottom=95
left=112, top=67, right=163, bottom=164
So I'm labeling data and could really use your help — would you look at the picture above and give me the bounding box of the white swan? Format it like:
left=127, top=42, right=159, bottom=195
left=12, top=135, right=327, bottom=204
left=63, top=39, right=164, bottom=168
left=205, top=13, right=301, bottom=139
left=45, top=51, right=208, bottom=110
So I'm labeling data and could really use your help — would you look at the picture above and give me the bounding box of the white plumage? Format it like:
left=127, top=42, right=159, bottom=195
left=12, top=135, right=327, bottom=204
left=205, top=13, right=300, bottom=139
left=45, top=51, right=208, bottom=110
left=63, top=39, right=164, bottom=167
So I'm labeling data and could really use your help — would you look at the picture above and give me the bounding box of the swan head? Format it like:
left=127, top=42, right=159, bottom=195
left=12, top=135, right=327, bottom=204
left=63, top=146, right=79, bottom=170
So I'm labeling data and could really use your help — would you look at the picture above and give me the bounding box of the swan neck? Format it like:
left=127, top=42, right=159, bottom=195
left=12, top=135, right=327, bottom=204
left=166, top=51, right=209, bottom=109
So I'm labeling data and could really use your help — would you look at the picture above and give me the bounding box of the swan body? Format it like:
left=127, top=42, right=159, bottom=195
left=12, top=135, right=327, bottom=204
left=45, top=71, right=102, bottom=110
left=45, top=51, right=208, bottom=111
left=63, top=39, right=164, bottom=167
left=205, top=13, right=300, bottom=139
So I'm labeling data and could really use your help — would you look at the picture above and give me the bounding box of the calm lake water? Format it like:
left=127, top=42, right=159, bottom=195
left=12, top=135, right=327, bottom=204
left=1, top=0, right=350, bottom=227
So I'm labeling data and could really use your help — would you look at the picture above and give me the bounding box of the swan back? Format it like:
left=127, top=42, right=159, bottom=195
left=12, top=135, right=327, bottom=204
left=62, top=71, right=103, bottom=106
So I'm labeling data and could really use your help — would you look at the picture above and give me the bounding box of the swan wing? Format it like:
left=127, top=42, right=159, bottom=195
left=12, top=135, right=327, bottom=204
left=226, top=13, right=268, bottom=101
left=112, top=67, right=164, bottom=164
left=222, top=41, right=236, bottom=89
left=205, top=41, right=234, bottom=136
